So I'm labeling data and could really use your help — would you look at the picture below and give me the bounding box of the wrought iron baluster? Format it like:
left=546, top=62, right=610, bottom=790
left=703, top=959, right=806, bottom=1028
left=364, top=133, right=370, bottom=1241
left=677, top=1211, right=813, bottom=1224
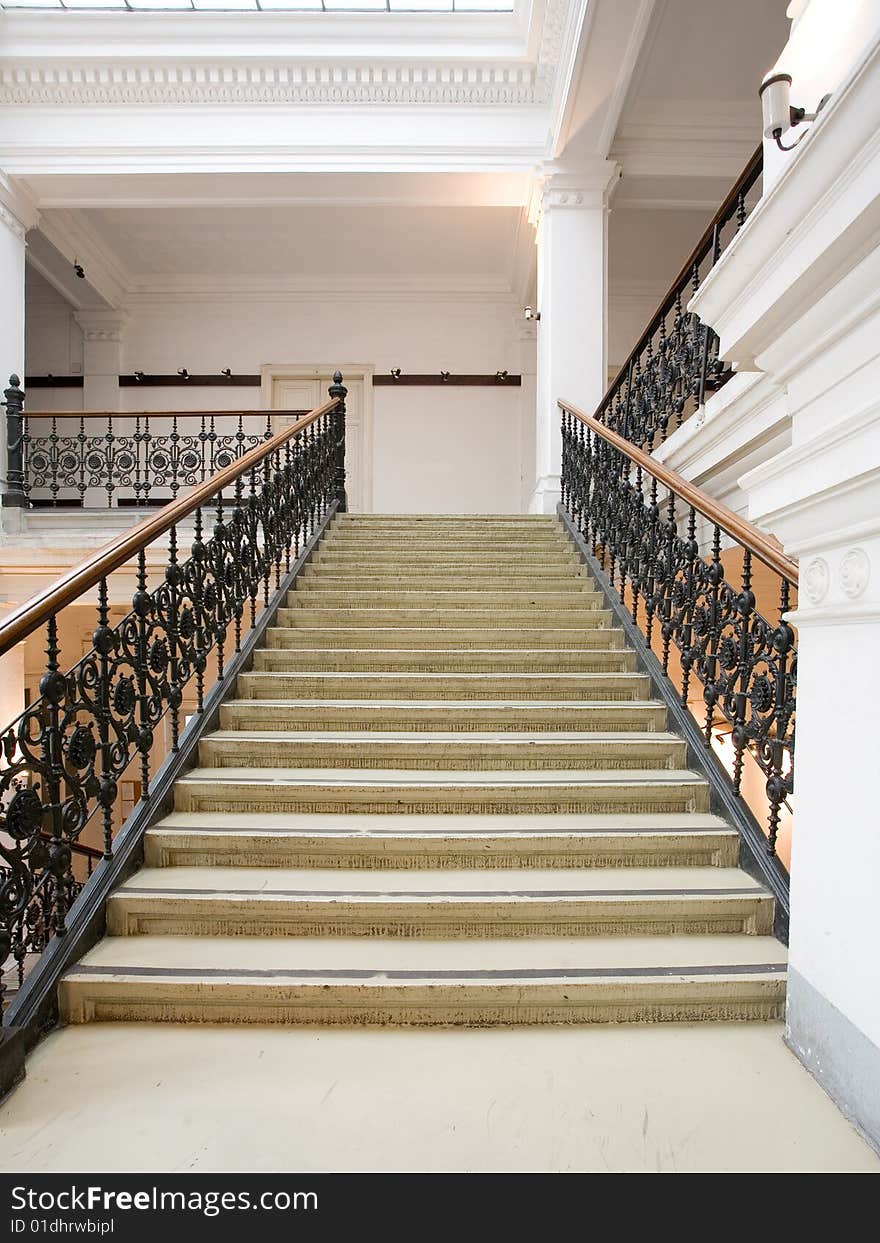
left=766, top=579, right=795, bottom=855
left=731, top=549, right=754, bottom=795
left=39, top=615, right=71, bottom=933
left=165, top=525, right=183, bottom=753
left=132, top=550, right=154, bottom=801
left=93, top=578, right=116, bottom=859
left=700, top=525, right=724, bottom=745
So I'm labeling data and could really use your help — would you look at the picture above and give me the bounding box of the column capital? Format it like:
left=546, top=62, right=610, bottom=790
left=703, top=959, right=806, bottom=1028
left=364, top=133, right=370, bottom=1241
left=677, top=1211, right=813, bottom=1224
left=529, top=159, right=620, bottom=226
left=73, top=308, right=129, bottom=342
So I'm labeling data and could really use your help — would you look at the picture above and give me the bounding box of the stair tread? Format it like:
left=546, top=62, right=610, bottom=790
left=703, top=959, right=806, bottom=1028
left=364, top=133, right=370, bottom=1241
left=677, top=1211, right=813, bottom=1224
left=222, top=698, right=664, bottom=708
left=177, top=766, right=705, bottom=787
left=115, top=865, right=762, bottom=896
left=151, top=810, right=733, bottom=834
left=203, top=730, right=681, bottom=744
left=70, top=933, right=786, bottom=975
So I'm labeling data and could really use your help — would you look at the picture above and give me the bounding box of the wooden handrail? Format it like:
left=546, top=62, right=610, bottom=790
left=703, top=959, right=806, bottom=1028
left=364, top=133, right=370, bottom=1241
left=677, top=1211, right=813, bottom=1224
left=0, top=397, right=339, bottom=659
left=558, top=398, right=799, bottom=587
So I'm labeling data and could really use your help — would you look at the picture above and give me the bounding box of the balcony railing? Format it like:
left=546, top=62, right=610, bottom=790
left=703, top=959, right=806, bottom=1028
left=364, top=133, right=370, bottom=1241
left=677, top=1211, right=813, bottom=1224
left=599, top=146, right=763, bottom=452
left=1, top=382, right=308, bottom=509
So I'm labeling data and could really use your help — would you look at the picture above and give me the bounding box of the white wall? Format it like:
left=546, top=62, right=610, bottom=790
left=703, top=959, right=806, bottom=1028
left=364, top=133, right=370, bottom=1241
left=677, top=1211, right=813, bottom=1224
left=24, top=288, right=532, bottom=513
left=24, top=267, right=84, bottom=412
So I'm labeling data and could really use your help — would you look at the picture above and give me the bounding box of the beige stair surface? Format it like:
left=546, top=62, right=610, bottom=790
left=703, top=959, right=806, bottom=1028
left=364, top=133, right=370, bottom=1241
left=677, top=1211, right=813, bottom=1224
left=60, top=513, right=786, bottom=1027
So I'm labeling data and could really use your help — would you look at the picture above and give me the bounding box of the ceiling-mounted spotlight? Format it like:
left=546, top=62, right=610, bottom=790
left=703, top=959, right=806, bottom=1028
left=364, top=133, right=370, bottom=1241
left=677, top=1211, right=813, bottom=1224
left=440, top=371, right=450, bottom=382
left=133, top=371, right=145, bottom=382
left=221, top=368, right=232, bottom=378
left=73, top=259, right=85, bottom=279
left=495, top=370, right=509, bottom=383
left=390, top=368, right=402, bottom=381
left=178, top=368, right=189, bottom=380
left=524, top=306, right=540, bottom=322
left=759, top=73, right=831, bottom=151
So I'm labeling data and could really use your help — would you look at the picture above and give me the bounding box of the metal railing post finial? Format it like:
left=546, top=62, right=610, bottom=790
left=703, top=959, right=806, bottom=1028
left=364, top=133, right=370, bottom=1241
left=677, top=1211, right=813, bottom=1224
left=3, top=373, right=27, bottom=508
left=329, top=369, right=348, bottom=513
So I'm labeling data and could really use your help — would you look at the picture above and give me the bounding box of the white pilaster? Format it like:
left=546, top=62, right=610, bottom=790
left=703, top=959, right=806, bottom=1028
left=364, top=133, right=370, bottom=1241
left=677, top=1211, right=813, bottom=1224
left=691, top=23, right=880, bottom=1147
left=528, top=161, right=618, bottom=514
left=74, top=309, right=128, bottom=411
left=0, top=202, right=28, bottom=498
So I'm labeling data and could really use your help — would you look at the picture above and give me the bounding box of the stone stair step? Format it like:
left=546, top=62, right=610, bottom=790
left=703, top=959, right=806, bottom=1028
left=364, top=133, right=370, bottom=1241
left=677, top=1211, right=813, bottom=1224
left=286, top=589, right=604, bottom=607
left=235, top=671, right=651, bottom=701
left=172, top=766, right=710, bottom=815
left=103, top=865, right=773, bottom=938
left=274, top=607, right=615, bottom=628
left=218, top=698, right=668, bottom=733
left=59, top=931, right=787, bottom=1025
left=198, top=730, right=685, bottom=771
left=307, top=554, right=582, bottom=571
left=145, top=810, right=739, bottom=869
left=263, top=627, right=625, bottom=650
left=299, top=572, right=591, bottom=589
left=250, top=648, right=638, bottom=674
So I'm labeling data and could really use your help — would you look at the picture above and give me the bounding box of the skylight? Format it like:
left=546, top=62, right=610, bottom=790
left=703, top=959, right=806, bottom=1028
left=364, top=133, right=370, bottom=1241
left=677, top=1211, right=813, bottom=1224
left=0, top=0, right=515, bottom=9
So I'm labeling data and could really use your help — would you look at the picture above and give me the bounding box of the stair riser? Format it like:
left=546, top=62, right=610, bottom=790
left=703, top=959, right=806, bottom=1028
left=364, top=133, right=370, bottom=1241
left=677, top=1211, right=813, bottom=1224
left=197, top=741, right=685, bottom=771
left=286, top=593, right=603, bottom=608
left=235, top=674, right=651, bottom=701
left=218, top=704, right=668, bottom=732
left=106, top=894, right=772, bottom=938
left=144, top=832, right=739, bottom=871
left=308, top=557, right=582, bottom=571
left=251, top=651, right=638, bottom=674
left=173, top=783, right=710, bottom=816
left=264, top=628, right=626, bottom=651
left=274, top=609, right=614, bottom=628
left=60, top=977, right=786, bottom=1027
left=300, top=574, right=591, bottom=589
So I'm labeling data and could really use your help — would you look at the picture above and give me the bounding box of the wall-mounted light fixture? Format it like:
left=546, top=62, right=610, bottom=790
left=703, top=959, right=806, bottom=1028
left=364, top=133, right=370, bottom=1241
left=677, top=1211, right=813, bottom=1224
left=759, top=73, right=831, bottom=151
left=133, top=370, right=145, bottom=382
left=524, top=306, right=541, bottom=322
left=177, top=368, right=189, bottom=380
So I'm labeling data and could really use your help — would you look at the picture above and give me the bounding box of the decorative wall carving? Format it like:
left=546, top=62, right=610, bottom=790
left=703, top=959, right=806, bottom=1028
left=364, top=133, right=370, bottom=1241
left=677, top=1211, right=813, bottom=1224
left=840, top=547, right=870, bottom=599
left=803, top=557, right=830, bottom=604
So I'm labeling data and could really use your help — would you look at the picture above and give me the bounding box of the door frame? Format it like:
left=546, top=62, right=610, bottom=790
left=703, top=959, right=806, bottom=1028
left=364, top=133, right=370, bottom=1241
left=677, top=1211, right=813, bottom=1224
left=261, top=362, right=375, bottom=512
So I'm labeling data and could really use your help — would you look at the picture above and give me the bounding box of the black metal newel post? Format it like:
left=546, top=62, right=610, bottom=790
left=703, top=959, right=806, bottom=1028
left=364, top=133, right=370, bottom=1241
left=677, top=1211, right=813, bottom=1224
left=3, top=374, right=27, bottom=508
left=329, top=370, right=347, bottom=513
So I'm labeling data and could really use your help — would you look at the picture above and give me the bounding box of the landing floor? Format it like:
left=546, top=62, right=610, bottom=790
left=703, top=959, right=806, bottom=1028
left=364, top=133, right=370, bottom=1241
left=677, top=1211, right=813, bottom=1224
left=0, top=1023, right=876, bottom=1173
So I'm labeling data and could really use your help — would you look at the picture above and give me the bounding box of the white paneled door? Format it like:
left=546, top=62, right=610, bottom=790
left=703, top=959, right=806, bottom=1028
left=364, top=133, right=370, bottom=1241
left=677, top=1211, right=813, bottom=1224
left=265, top=366, right=372, bottom=513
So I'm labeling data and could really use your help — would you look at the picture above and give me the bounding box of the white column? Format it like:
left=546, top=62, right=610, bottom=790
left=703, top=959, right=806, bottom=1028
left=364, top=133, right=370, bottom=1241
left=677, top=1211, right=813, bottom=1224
left=529, top=162, right=617, bottom=514
left=0, top=202, right=28, bottom=497
left=516, top=319, right=537, bottom=513
left=688, top=21, right=880, bottom=1144
left=74, top=309, right=128, bottom=411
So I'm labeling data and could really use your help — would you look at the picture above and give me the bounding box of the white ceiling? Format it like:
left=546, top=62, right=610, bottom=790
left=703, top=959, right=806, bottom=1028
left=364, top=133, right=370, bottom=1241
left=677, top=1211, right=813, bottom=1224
left=12, top=0, right=795, bottom=343
left=68, top=202, right=522, bottom=282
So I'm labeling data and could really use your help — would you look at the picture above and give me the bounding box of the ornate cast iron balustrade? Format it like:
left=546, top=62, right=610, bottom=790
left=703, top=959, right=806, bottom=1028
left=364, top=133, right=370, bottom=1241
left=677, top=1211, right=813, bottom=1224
left=2, top=388, right=292, bottom=508
left=598, top=147, right=763, bottom=452
left=561, top=399, right=797, bottom=859
left=0, top=374, right=347, bottom=1015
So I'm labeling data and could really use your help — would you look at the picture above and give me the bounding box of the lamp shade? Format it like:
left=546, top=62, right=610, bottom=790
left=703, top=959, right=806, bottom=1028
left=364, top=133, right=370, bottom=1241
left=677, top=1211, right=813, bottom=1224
left=759, top=73, right=793, bottom=138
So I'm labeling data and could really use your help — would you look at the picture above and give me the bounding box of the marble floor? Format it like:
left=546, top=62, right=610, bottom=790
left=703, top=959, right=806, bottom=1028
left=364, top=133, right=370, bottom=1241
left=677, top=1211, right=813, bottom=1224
left=0, top=1020, right=877, bottom=1173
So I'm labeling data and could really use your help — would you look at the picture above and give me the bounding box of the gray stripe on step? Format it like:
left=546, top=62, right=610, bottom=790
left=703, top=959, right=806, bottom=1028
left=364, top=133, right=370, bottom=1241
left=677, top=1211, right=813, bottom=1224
left=67, top=962, right=787, bottom=982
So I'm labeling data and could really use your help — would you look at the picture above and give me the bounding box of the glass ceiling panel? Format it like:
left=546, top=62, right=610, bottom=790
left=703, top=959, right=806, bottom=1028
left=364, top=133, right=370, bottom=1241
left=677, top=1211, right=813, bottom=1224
left=1, top=0, right=514, bottom=9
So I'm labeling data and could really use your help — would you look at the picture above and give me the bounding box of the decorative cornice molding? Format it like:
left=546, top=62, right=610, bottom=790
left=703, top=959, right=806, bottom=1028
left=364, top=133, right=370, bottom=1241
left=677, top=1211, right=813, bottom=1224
left=0, top=202, right=27, bottom=243
left=0, top=63, right=549, bottom=108
left=73, top=309, right=129, bottom=342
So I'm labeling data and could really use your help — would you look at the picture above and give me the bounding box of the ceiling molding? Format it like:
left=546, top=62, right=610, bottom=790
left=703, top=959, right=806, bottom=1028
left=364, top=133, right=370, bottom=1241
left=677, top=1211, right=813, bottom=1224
left=124, top=274, right=520, bottom=306
left=0, top=62, right=547, bottom=109
left=36, top=209, right=129, bottom=308
left=595, top=0, right=656, bottom=155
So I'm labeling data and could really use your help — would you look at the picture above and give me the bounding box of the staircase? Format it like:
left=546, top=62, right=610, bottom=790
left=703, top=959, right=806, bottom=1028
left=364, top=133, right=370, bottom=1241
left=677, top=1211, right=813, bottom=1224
left=59, top=514, right=786, bottom=1026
